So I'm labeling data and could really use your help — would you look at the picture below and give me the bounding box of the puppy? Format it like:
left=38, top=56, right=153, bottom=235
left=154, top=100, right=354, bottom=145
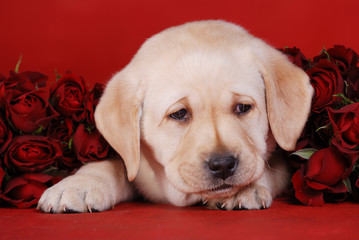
left=38, top=20, right=313, bottom=213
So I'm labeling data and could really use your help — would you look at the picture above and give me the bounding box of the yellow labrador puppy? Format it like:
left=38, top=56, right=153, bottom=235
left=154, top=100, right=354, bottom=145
left=38, top=20, right=313, bottom=213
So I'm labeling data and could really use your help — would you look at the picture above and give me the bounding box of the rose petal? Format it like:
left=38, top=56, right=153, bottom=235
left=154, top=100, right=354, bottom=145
left=292, top=168, right=325, bottom=206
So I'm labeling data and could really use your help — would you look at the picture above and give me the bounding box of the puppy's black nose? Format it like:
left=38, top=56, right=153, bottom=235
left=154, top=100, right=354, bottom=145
left=207, top=154, right=238, bottom=180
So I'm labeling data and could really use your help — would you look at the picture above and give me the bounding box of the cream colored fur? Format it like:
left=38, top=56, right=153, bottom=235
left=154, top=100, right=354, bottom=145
left=38, top=20, right=313, bottom=213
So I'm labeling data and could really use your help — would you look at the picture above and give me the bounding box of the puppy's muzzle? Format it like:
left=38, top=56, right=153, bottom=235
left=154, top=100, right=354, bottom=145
left=206, top=154, right=238, bottom=180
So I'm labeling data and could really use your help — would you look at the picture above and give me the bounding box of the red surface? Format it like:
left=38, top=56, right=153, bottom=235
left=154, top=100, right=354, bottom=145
left=1, top=0, right=359, bottom=86
left=0, top=198, right=358, bottom=240
left=1, top=2, right=359, bottom=239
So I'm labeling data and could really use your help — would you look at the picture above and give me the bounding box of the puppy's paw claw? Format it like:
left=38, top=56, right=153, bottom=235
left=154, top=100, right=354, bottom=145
left=215, top=202, right=227, bottom=211
left=206, top=184, right=273, bottom=210
left=235, top=184, right=272, bottom=210
left=37, top=175, right=114, bottom=214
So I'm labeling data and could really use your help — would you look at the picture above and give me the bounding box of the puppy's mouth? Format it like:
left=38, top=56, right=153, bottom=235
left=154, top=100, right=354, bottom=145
left=199, top=184, right=238, bottom=199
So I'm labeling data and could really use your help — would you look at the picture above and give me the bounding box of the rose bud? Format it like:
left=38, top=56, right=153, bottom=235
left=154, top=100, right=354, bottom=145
left=4, top=135, right=62, bottom=173
left=72, top=124, right=109, bottom=163
left=50, top=73, right=87, bottom=122
left=1, top=173, right=60, bottom=208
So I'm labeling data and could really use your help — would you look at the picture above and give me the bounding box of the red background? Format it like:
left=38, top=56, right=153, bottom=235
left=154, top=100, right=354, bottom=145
left=1, top=0, right=359, bottom=86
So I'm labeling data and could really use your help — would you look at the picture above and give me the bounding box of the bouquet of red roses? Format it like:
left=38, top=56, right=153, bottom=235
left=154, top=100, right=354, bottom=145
left=0, top=64, right=110, bottom=208
left=0, top=45, right=358, bottom=209
left=281, top=45, right=359, bottom=206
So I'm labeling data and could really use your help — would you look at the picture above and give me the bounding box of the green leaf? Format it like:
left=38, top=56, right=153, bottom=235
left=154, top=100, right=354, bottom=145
left=352, top=163, right=359, bottom=174
left=316, top=124, right=330, bottom=133
left=33, top=125, right=44, bottom=135
left=319, top=46, right=331, bottom=61
left=68, top=137, right=73, bottom=150
left=14, top=55, right=23, bottom=73
left=324, top=51, right=330, bottom=61
left=54, top=69, right=62, bottom=81
left=333, top=93, right=354, bottom=105
left=290, top=148, right=317, bottom=160
left=307, top=58, right=312, bottom=65
left=85, top=124, right=95, bottom=134
left=343, top=178, right=352, bottom=194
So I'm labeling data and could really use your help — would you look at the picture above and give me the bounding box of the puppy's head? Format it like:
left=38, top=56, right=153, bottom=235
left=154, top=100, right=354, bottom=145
left=95, top=20, right=313, bottom=199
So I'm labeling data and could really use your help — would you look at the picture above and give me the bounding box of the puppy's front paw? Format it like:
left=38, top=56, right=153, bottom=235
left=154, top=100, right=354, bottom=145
left=37, top=175, right=115, bottom=213
left=207, top=184, right=272, bottom=210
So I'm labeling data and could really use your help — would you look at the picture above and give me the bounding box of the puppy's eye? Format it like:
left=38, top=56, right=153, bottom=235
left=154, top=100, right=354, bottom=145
left=169, top=109, right=189, bottom=121
left=234, top=104, right=252, bottom=115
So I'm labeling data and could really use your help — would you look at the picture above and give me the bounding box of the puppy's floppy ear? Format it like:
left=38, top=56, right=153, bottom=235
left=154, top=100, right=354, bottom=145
left=252, top=40, right=313, bottom=151
left=94, top=67, right=145, bottom=181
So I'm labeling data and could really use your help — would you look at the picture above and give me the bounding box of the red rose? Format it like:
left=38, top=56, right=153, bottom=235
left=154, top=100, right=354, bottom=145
left=50, top=73, right=87, bottom=121
left=47, top=118, right=82, bottom=169
left=0, top=166, right=5, bottom=189
left=0, top=115, right=13, bottom=154
left=354, top=176, right=359, bottom=197
left=47, top=118, right=74, bottom=142
left=5, top=89, right=59, bottom=133
left=84, top=83, right=105, bottom=124
left=2, top=71, right=47, bottom=90
left=307, top=59, right=344, bottom=112
left=292, top=147, right=350, bottom=206
left=72, top=124, right=109, bottom=162
left=279, top=47, right=308, bottom=69
left=313, top=45, right=358, bottom=77
left=348, top=169, right=359, bottom=201
left=0, top=166, right=6, bottom=205
left=328, top=103, right=359, bottom=153
left=4, top=135, right=62, bottom=173
left=1, top=173, right=60, bottom=208
left=346, top=67, right=359, bottom=101
left=295, top=112, right=332, bottom=151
